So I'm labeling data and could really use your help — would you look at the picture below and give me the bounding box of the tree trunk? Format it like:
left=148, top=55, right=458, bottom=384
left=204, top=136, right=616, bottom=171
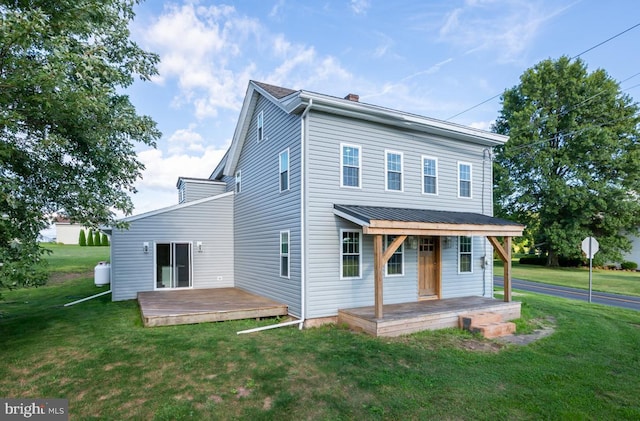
left=547, top=250, right=560, bottom=267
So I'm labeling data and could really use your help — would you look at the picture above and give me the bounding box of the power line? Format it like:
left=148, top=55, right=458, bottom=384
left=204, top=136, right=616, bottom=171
left=445, top=22, right=640, bottom=121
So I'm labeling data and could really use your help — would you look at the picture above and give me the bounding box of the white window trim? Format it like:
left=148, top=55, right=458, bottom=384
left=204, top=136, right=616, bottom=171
left=384, top=235, right=404, bottom=276
left=458, top=161, right=473, bottom=199
left=280, top=230, right=290, bottom=279
left=458, top=236, right=473, bottom=274
left=279, top=148, right=290, bottom=192
left=178, top=186, right=186, bottom=204
left=153, top=241, right=194, bottom=290
left=384, top=150, right=404, bottom=192
left=257, top=110, right=264, bottom=142
left=235, top=170, right=241, bottom=194
left=340, top=229, right=362, bottom=279
left=421, top=155, right=439, bottom=196
left=340, top=143, right=362, bottom=189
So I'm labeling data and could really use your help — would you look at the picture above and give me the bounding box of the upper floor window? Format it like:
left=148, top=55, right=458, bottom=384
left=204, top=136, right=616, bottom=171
left=459, top=236, right=472, bottom=273
left=178, top=185, right=185, bottom=204
left=340, top=229, right=361, bottom=279
left=279, top=149, right=289, bottom=192
left=422, top=156, right=438, bottom=195
left=235, top=170, right=242, bottom=193
left=340, top=144, right=361, bottom=188
left=257, top=111, right=264, bottom=142
left=385, top=235, right=404, bottom=276
left=280, top=230, right=290, bottom=278
left=458, top=162, right=472, bottom=198
left=385, top=150, right=403, bottom=191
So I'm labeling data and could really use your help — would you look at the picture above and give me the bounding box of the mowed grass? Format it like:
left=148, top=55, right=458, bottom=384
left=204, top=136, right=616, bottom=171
left=495, top=259, right=640, bottom=296
left=43, top=243, right=110, bottom=274
left=0, top=246, right=639, bottom=419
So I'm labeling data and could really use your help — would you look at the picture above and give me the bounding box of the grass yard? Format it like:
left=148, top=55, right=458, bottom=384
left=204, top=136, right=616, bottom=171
left=43, top=243, right=110, bottom=275
left=495, top=259, right=640, bottom=296
left=0, top=246, right=639, bottom=419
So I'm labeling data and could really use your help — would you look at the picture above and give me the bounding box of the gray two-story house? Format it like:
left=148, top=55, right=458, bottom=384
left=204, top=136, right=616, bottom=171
left=107, top=80, right=524, bottom=334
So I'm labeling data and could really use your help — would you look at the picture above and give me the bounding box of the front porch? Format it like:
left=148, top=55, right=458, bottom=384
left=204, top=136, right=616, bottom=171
left=137, top=287, right=289, bottom=327
left=338, top=296, right=521, bottom=337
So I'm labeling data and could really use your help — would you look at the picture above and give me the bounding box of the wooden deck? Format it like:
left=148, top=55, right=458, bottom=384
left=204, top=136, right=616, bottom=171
left=137, top=288, right=288, bottom=327
left=338, top=296, right=521, bottom=337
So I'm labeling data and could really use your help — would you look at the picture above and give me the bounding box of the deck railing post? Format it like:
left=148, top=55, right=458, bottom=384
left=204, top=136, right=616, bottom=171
left=503, top=236, right=512, bottom=302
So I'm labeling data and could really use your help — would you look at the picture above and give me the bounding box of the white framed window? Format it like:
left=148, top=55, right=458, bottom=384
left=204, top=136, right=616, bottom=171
left=235, top=170, right=241, bottom=193
left=385, top=150, right=403, bottom=192
left=280, top=230, right=290, bottom=278
left=385, top=235, right=404, bottom=276
left=459, top=236, right=473, bottom=273
left=340, top=229, right=362, bottom=279
left=257, top=110, right=264, bottom=142
left=458, top=162, right=472, bottom=198
left=279, top=149, right=289, bottom=192
left=340, top=143, right=361, bottom=188
left=422, top=156, right=438, bottom=195
left=178, top=186, right=186, bottom=204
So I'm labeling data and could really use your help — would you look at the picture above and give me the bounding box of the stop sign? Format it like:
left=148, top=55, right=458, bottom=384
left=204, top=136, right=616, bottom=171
left=581, top=237, right=599, bottom=259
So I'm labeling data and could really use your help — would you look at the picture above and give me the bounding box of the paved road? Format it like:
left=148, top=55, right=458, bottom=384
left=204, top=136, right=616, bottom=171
left=494, top=276, right=640, bottom=311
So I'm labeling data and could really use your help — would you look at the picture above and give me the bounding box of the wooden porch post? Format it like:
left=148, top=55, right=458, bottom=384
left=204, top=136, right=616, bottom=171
left=487, top=236, right=513, bottom=302
left=503, top=236, right=512, bottom=302
left=373, top=234, right=384, bottom=319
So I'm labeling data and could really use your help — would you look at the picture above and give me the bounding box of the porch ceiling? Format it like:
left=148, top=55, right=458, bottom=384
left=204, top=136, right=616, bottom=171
left=334, top=204, right=525, bottom=237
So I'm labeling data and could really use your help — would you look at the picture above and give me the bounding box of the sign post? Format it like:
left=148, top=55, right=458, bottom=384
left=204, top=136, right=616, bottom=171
left=581, top=236, right=599, bottom=303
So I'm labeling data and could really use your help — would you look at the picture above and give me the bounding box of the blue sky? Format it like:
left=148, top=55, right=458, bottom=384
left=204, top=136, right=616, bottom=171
left=122, top=0, right=640, bottom=215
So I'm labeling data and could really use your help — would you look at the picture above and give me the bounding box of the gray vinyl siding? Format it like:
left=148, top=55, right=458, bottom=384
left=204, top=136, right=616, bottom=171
left=179, top=180, right=226, bottom=203
left=233, top=95, right=303, bottom=316
left=110, top=193, right=234, bottom=301
left=305, top=111, right=495, bottom=318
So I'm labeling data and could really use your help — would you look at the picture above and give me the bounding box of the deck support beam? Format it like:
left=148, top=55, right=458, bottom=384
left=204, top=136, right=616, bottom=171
left=487, top=236, right=512, bottom=302
left=373, top=234, right=407, bottom=319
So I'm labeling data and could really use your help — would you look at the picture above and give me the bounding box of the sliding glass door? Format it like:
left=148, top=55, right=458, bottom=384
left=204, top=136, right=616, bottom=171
left=156, top=242, right=192, bottom=289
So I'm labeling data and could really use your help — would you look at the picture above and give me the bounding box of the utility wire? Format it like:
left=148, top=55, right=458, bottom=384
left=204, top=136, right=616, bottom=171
left=445, top=22, right=640, bottom=121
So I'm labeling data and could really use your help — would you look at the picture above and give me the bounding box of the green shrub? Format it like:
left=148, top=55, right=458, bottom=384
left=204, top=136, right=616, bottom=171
left=93, top=230, right=100, bottom=246
left=100, top=233, right=109, bottom=246
left=621, top=261, right=638, bottom=271
left=87, top=229, right=94, bottom=246
left=519, top=256, right=546, bottom=266
left=79, top=230, right=87, bottom=246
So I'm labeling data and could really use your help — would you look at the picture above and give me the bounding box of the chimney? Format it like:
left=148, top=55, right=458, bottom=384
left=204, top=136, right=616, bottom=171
left=344, top=93, right=359, bottom=102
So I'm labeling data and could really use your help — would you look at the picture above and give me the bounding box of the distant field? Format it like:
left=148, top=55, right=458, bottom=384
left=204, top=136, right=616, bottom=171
left=42, top=243, right=110, bottom=275
left=495, top=259, right=640, bottom=296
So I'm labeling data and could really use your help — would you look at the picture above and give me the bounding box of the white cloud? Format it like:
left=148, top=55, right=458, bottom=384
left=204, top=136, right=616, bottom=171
left=350, top=0, right=371, bottom=15
left=468, top=120, right=494, bottom=131
left=438, top=0, right=574, bottom=63
left=269, top=0, right=286, bottom=18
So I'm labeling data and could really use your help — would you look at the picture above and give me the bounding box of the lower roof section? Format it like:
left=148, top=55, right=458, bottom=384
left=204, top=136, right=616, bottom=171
left=333, top=204, right=525, bottom=237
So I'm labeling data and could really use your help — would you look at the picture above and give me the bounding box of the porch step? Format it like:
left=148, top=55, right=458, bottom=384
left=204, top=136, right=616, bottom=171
left=459, top=312, right=516, bottom=339
left=459, top=312, right=503, bottom=331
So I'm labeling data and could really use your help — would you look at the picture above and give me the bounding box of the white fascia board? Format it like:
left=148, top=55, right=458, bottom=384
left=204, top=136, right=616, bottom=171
left=224, top=86, right=257, bottom=176
left=117, top=191, right=234, bottom=224
left=298, top=91, right=508, bottom=146
left=176, top=177, right=226, bottom=188
left=333, top=208, right=370, bottom=228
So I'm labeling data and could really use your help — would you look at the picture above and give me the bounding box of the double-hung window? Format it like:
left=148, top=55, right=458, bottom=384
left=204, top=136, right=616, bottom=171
left=385, top=235, right=404, bottom=276
left=257, top=111, right=264, bottom=142
left=385, top=150, right=403, bottom=191
left=279, top=149, right=289, bottom=192
left=459, top=236, right=472, bottom=273
left=340, top=229, right=361, bottom=278
left=340, top=144, right=361, bottom=188
left=280, top=231, right=290, bottom=278
left=235, top=170, right=241, bottom=193
left=422, top=156, right=438, bottom=195
left=458, top=162, right=472, bottom=198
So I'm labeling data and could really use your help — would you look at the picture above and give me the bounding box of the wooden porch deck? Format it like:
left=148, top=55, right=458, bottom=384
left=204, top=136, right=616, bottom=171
left=338, top=296, right=521, bottom=337
left=137, top=288, right=289, bottom=327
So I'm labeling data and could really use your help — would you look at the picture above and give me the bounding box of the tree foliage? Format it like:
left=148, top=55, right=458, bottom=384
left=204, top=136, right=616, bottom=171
left=79, top=229, right=87, bottom=247
left=87, top=229, right=94, bottom=247
left=0, top=0, right=160, bottom=290
left=101, top=233, right=109, bottom=246
left=494, top=57, right=640, bottom=266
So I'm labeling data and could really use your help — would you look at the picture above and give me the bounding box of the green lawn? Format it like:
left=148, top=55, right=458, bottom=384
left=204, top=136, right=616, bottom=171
left=0, top=248, right=639, bottom=419
left=42, top=243, right=110, bottom=274
left=495, top=259, right=640, bottom=296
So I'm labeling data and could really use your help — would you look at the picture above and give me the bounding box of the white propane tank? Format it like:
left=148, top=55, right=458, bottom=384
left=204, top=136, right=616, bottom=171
left=94, top=261, right=111, bottom=286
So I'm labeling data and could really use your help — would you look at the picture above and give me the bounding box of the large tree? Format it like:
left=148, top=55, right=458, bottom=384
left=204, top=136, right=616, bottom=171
left=494, top=56, right=640, bottom=266
left=0, top=0, right=161, bottom=289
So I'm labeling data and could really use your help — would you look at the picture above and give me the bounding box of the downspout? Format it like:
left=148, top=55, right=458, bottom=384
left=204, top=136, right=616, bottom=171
left=482, top=148, right=492, bottom=297
left=236, top=99, right=313, bottom=335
